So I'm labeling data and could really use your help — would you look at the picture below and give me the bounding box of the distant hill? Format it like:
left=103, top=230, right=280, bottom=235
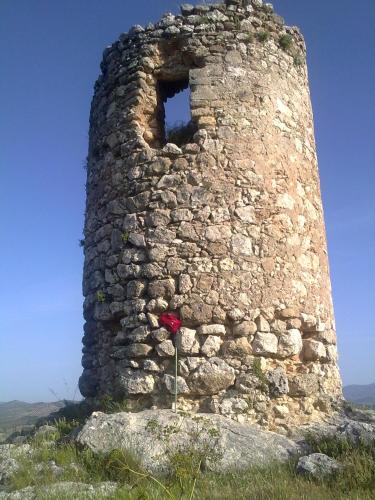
left=0, top=400, right=70, bottom=441
left=344, top=383, right=375, bottom=406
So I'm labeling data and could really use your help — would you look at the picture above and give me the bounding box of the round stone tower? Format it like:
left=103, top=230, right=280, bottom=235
left=80, top=0, right=342, bottom=428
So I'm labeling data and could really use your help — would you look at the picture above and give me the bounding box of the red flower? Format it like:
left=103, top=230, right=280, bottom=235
left=159, top=313, right=182, bottom=334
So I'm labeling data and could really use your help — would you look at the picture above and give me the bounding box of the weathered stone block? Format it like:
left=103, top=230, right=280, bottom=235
left=201, top=335, right=223, bottom=357
left=303, top=340, right=327, bottom=362
left=175, top=327, right=200, bottom=354
left=197, top=324, right=226, bottom=335
left=233, top=321, right=257, bottom=336
left=188, top=358, right=235, bottom=395
left=277, top=329, right=303, bottom=358
left=252, top=333, right=278, bottom=355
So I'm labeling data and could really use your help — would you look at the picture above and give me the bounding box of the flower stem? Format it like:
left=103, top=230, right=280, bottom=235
left=175, top=342, right=178, bottom=413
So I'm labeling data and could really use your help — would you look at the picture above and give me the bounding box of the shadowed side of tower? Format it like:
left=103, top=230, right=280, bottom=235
left=80, top=0, right=342, bottom=429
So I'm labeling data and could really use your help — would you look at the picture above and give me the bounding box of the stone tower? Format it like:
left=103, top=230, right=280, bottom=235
left=80, top=0, right=342, bottom=428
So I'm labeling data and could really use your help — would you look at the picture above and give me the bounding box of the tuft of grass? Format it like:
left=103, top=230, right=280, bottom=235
left=121, top=231, right=129, bottom=243
left=243, top=32, right=254, bottom=44
left=279, top=34, right=293, bottom=51
left=251, top=358, right=269, bottom=392
left=96, top=291, right=106, bottom=303
left=256, top=30, right=270, bottom=43
left=293, top=53, right=304, bottom=67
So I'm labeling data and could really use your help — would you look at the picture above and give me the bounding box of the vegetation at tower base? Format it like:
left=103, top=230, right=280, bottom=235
left=1, top=406, right=375, bottom=499
left=80, top=0, right=342, bottom=430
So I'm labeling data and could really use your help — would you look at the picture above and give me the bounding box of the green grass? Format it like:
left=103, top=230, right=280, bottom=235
left=4, top=423, right=375, bottom=499
left=256, top=30, right=270, bottom=43
left=279, top=34, right=293, bottom=51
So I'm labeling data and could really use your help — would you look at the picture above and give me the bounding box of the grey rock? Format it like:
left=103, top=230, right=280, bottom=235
left=164, top=375, right=190, bottom=394
left=252, top=332, right=278, bottom=355
left=115, top=370, right=155, bottom=395
left=277, top=329, right=302, bottom=358
left=176, top=327, right=200, bottom=354
left=0, top=457, right=18, bottom=485
left=201, top=335, right=223, bottom=357
left=111, top=343, right=152, bottom=359
left=188, top=358, right=235, bottom=395
left=197, top=324, right=226, bottom=336
left=156, top=339, right=175, bottom=357
left=0, top=481, right=119, bottom=499
left=75, top=410, right=301, bottom=474
left=288, top=373, right=318, bottom=396
left=235, top=373, right=263, bottom=393
left=181, top=3, right=194, bottom=15
left=266, top=367, right=289, bottom=396
left=297, top=453, right=342, bottom=477
left=233, top=320, right=257, bottom=336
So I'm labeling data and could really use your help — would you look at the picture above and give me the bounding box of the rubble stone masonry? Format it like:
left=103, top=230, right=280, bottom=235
left=79, top=0, right=342, bottom=429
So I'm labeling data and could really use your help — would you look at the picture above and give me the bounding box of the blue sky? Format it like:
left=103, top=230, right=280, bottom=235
left=0, top=0, right=374, bottom=402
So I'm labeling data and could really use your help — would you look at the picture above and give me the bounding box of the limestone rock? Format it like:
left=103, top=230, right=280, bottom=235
left=297, top=453, right=342, bottom=477
left=235, top=373, right=263, bottom=393
left=175, top=327, right=200, bottom=354
left=277, top=329, right=302, bottom=358
left=115, top=370, right=155, bottom=395
left=222, top=337, right=252, bottom=357
left=252, top=332, right=278, bottom=355
left=0, top=457, right=19, bottom=486
left=201, top=335, right=223, bottom=357
left=112, top=343, right=152, bottom=359
left=233, top=320, right=257, bottom=336
left=156, top=340, right=175, bottom=357
left=164, top=375, right=190, bottom=394
left=266, top=367, right=289, bottom=396
left=1, top=482, right=119, bottom=499
left=256, top=316, right=270, bottom=332
left=197, top=324, right=226, bottom=335
left=75, top=410, right=302, bottom=474
left=188, top=358, right=235, bottom=395
left=302, top=339, right=327, bottom=361
left=288, top=373, right=319, bottom=396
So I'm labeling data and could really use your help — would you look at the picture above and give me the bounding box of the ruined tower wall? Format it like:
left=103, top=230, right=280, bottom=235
left=80, top=0, right=342, bottom=429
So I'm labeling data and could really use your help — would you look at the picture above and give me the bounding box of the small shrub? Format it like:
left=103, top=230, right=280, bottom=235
left=251, top=358, right=269, bottom=392
left=243, top=32, right=254, bottom=44
left=305, top=433, right=374, bottom=459
left=51, top=400, right=93, bottom=425
left=54, top=417, right=80, bottom=438
left=96, top=290, right=106, bottom=303
left=279, top=34, right=293, bottom=51
left=256, top=30, right=270, bottom=43
left=121, top=231, right=129, bottom=243
left=293, top=53, right=304, bottom=67
left=97, top=395, right=133, bottom=414
left=78, top=239, right=85, bottom=247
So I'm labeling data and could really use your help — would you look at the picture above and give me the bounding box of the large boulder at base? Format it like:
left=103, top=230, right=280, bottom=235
left=0, top=482, right=119, bottom=500
left=75, top=410, right=301, bottom=474
left=297, top=453, right=342, bottom=477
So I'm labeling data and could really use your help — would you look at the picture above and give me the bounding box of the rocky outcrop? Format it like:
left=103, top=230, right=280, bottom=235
left=75, top=410, right=301, bottom=474
left=0, top=482, right=119, bottom=500
left=297, top=453, right=342, bottom=477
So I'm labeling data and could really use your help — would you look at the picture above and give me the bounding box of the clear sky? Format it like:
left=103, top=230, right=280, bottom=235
left=0, top=1, right=374, bottom=403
